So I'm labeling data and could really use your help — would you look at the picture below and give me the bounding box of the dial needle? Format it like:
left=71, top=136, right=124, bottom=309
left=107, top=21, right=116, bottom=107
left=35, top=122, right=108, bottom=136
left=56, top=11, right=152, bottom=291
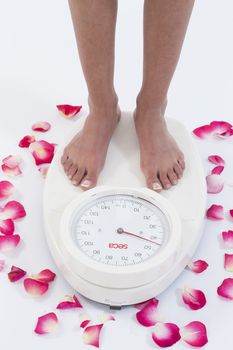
left=117, top=228, right=161, bottom=246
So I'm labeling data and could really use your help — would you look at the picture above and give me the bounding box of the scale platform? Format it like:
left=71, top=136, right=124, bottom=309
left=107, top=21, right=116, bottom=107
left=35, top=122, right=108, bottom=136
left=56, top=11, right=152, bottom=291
left=43, top=111, right=207, bottom=307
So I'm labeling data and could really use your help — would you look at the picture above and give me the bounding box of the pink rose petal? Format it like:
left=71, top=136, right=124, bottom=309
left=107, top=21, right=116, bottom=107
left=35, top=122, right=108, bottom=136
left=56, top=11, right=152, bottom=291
left=0, top=259, right=5, bottom=271
left=31, top=269, right=56, bottom=283
left=24, top=278, right=49, bottom=297
left=210, top=121, right=232, bottom=135
left=217, top=278, right=233, bottom=300
left=32, top=121, right=51, bottom=132
left=193, top=121, right=232, bottom=140
left=206, top=204, right=224, bottom=220
left=180, top=321, right=208, bottom=347
left=216, top=128, right=233, bottom=138
left=0, top=219, right=15, bottom=235
left=211, top=165, right=224, bottom=175
left=99, top=312, right=115, bottom=323
left=206, top=174, right=224, bottom=193
left=0, top=234, right=20, bottom=253
left=0, top=200, right=26, bottom=221
left=38, top=166, right=49, bottom=178
left=152, top=322, right=181, bottom=348
left=222, top=230, right=233, bottom=248
left=192, top=124, right=215, bottom=139
left=136, top=298, right=159, bottom=327
left=135, top=297, right=159, bottom=310
left=224, top=254, right=233, bottom=272
left=0, top=181, right=14, bottom=200
left=1, top=164, right=22, bottom=177
left=56, top=104, right=82, bottom=118
left=18, top=135, right=36, bottom=148
left=229, top=209, right=233, bottom=219
left=187, top=260, right=209, bottom=274
left=182, top=287, right=206, bottom=310
left=208, top=155, right=225, bottom=166
left=79, top=313, right=91, bottom=328
left=29, top=140, right=55, bottom=165
left=8, top=265, right=27, bottom=282
left=56, top=294, right=83, bottom=309
left=34, top=312, right=58, bottom=334
left=2, top=155, right=21, bottom=168
left=82, top=324, right=103, bottom=348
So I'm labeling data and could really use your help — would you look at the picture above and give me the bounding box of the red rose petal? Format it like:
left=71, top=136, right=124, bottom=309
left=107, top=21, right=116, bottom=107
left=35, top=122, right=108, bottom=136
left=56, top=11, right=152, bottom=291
left=0, top=234, right=20, bottom=253
left=56, top=294, right=83, bottom=309
left=2, top=155, right=21, bottom=168
left=34, top=312, right=58, bottom=334
left=31, top=269, right=56, bottom=283
left=0, top=219, right=15, bottom=235
left=82, top=324, right=104, bottom=348
left=1, top=164, right=22, bottom=177
left=79, top=313, right=92, bottom=328
left=211, top=165, right=224, bottom=175
left=208, top=155, right=225, bottom=165
left=206, top=174, right=224, bottom=194
left=136, top=298, right=159, bottom=327
left=206, top=204, right=224, bottom=220
left=135, top=297, right=159, bottom=310
left=8, top=265, right=27, bottom=282
left=18, top=135, right=36, bottom=148
left=229, top=209, right=233, bottom=219
left=187, top=260, right=209, bottom=274
left=29, top=140, right=55, bottom=165
left=222, top=230, right=233, bottom=248
left=0, top=181, right=14, bottom=200
left=0, top=200, right=26, bottom=221
left=217, top=278, right=233, bottom=300
left=151, top=322, right=181, bottom=348
left=182, top=287, right=206, bottom=310
left=56, top=104, right=82, bottom=118
left=224, top=254, right=233, bottom=272
left=192, top=124, right=215, bottom=139
left=32, top=121, right=51, bottom=132
left=24, top=278, right=49, bottom=297
left=180, top=321, right=208, bottom=347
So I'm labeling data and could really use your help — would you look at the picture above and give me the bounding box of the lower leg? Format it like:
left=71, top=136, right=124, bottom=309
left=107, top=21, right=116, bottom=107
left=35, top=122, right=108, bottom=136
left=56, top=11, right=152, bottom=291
left=134, top=0, right=195, bottom=191
left=62, top=0, right=120, bottom=189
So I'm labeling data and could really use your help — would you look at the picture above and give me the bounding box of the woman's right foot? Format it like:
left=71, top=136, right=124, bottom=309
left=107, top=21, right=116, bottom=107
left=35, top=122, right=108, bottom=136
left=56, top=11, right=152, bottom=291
left=61, top=95, right=121, bottom=190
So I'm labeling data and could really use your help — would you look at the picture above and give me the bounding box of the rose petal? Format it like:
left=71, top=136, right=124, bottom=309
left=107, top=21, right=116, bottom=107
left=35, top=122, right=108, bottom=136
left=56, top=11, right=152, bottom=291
left=82, top=324, right=103, bottom=348
left=192, top=124, right=215, bottom=139
left=1, top=164, right=22, bottom=177
left=34, top=312, right=58, bottom=334
left=208, top=155, right=225, bottom=166
left=206, top=174, right=224, bottom=194
left=18, top=135, right=36, bottom=148
left=222, top=230, right=233, bottom=248
left=210, top=121, right=232, bottom=135
left=180, top=321, right=208, bottom=347
left=224, top=254, right=233, bottom=272
left=31, top=269, right=56, bottom=283
left=151, top=322, right=181, bottom=348
left=32, top=121, right=51, bottom=132
left=0, top=200, right=26, bottom=221
left=24, top=278, right=49, bottom=297
left=229, top=209, right=233, bottom=218
left=193, top=121, right=232, bottom=140
left=38, top=166, right=49, bottom=178
left=56, top=294, right=82, bottom=309
left=211, top=165, right=224, bottom=175
left=56, top=104, right=82, bottom=118
left=0, top=219, right=14, bottom=235
left=217, top=278, right=233, bottom=300
left=8, top=265, right=27, bottom=282
left=216, top=128, right=233, bottom=138
left=187, top=260, right=209, bottom=274
left=0, top=259, right=5, bottom=271
left=98, top=312, right=115, bottom=323
left=182, top=287, right=206, bottom=310
left=136, top=298, right=159, bottom=327
left=79, top=313, right=91, bottom=328
left=0, top=234, right=20, bottom=252
left=0, top=181, right=14, bottom=200
left=135, top=297, right=159, bottom=310
left=29, top=140, right=55, bottom=165
left=2, top=155, right=21, bottom=168
left=206, top=204, right=224, bottom=220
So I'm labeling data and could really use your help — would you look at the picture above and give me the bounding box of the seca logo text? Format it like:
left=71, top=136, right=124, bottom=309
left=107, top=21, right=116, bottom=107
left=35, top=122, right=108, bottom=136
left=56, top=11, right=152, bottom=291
left=108, top=243, right=128, bottom=249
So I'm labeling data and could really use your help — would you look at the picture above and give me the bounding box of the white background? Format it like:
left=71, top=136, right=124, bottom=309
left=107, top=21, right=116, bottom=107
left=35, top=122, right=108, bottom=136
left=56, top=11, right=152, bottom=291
left=0, top=0, right=233, bottom=349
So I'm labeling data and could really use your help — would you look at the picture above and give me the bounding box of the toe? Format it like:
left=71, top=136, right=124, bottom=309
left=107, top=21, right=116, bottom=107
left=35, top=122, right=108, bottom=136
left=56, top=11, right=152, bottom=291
left=178, top=155, right=185, bottom=170
left=174, top=162, right=183, bottom=179
left=167, top=168, right=178, bottom=185
left=64, top=159, right=72, bottom=174
left=158, top=170, right=172, bottom=190
left=61, top=152, right=68, bottom=165
left=143, top=167, right=163, bottom=192
left=79, top=169, right=98, bottom=191
left=68, top=164, right=78, bottom=180
left=71, top=167, right=86, bottom=186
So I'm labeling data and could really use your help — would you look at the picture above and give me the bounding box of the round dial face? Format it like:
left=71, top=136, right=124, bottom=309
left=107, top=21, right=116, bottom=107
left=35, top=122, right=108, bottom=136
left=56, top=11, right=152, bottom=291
left=70, top=194, right=170, bottom=266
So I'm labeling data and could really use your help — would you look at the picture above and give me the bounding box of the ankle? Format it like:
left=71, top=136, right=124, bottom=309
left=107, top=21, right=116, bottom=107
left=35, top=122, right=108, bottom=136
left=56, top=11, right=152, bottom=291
left=88, top=91, right=119, bottom=112
left=136, top=92, right=167, bottom=114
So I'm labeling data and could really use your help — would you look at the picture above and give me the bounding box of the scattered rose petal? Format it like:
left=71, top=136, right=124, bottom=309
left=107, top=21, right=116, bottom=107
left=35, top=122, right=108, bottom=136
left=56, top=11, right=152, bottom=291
left=151, top=322, right=181, bottom=348
left=187, top=260, right=209, bottom=274
left=0, top=219, right=14, bottom=235
left=0, top=234, right=20, bottom=252
left=56, top=104, right=82, bottom=118
left=2, top=155, right=21, bottom=168
left=24, top=278, right=49, bottom=297
left=1, top=164, right=22, bottom=177
left=210, top=121, right=232, bottom=136
left=34, top=312, right=58, bottom=334
left=136, top=298, right=159, bottom=327
left=8, top=265, right=26, bottom=282
left=0, top=259, right=5, bottom=271
left=224, top=254, right=233, bottom=272
left=31, top=269, right=56, bottom=283
left=0, top=181, right=14, bottom=200
left=192, top=124, right=215, bottom=139
left=193, top=121, right=232, bottom=139
left=0, top=200, right=26, bottom=221
left=98, top=312, right=115, bottom=323
left=222, top=230, right=233, bottom=248
left=229, top=209, right=233, bottom=219
left=180, top=321, right=208, bottom=347
left=211, top=165, right=224, bottom=175
left=135, top=297, right=159, bottom=310
left=38, top=166, right=49, bottom=178
left=217, top=278, right=233, bottom=300
left=32, top=121, right=51, bottom=132
left=56, top=294, right=83, bottom=309
left=206, top=174, right=224, bottom=194
left=182, top=287, right=206, bottom=310
left=216, top=128, right=233, bottom=138
left=82, top=324, right=103, bottom=348
left=29, top=140, right=55, bottom=165
left=18, top=135, right=36, bottom=148
left=208, top=155, right=225, bottom=166
left=79, top=313, right=92, bottom=328
left=206, top=204, right=224, bottom=220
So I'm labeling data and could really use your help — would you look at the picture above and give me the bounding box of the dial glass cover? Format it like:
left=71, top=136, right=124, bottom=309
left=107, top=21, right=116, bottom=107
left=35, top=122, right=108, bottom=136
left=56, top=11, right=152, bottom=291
left=69, top=194, right=170, bottom=266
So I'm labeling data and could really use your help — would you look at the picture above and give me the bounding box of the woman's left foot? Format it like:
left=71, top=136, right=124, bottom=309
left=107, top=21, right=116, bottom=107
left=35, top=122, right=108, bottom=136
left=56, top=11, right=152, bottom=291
left=134, top=99, right=185, bottom=192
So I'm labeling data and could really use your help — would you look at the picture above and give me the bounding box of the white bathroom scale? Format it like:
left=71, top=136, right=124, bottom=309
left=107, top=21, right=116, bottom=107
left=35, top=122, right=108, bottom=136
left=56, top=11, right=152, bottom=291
left=43, top=111, right=207, bottom=308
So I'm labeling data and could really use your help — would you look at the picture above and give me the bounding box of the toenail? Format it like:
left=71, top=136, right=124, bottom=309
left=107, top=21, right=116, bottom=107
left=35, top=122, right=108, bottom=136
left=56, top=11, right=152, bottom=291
left=80, top=180, right=92, bottom=188
left=152, top=182, right=162, bottom=190
left=165, top=183, right=171, bottom=189
left=72, top=180, right=78, bottom=185
left=173, top=179, right=178, bottom=184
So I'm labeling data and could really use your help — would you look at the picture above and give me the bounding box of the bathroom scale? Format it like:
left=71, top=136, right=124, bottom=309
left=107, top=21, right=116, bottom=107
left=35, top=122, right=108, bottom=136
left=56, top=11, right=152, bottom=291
left=43, top=111, right=207, bottom=308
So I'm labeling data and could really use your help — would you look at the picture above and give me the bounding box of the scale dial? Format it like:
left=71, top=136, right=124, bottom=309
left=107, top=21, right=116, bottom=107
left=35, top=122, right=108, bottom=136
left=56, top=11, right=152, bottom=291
left=60, top=186, right=181, bottom=289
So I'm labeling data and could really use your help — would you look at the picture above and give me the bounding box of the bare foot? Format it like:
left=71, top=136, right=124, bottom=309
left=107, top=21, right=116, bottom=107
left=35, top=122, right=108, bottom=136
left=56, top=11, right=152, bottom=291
left=133, top=99, right=185, bottom=192
left=61, top=96, right=121, bottom=190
